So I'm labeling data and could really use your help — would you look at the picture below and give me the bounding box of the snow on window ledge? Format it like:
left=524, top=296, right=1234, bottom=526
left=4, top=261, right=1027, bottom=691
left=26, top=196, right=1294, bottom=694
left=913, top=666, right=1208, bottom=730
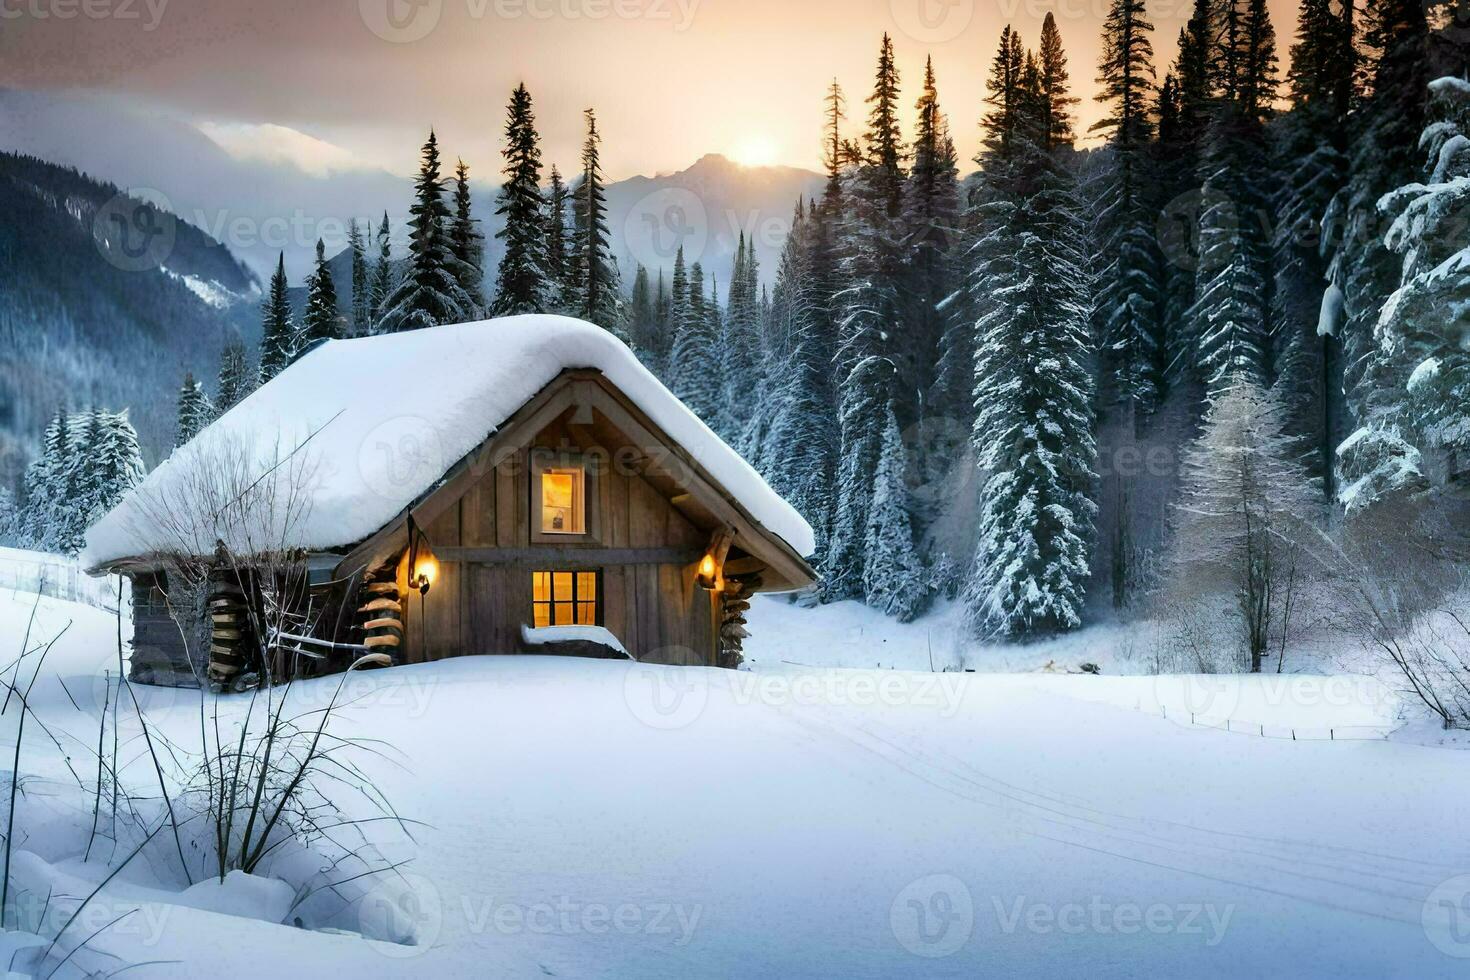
left=520, top=624, right=632, bottom=659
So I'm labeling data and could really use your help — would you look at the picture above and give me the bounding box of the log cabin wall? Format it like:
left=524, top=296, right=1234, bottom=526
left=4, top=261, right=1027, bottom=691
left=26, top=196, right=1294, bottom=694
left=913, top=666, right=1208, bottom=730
left=397, top=419, right=720, bottom=666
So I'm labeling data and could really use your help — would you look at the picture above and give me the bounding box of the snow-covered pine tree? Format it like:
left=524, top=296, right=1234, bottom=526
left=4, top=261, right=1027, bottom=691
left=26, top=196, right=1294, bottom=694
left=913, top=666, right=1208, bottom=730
left=862, top=406, right=925, bottom=619
left=89, top=410, right=144, bottom=522
left=1270, top=0, right=1357, bottom=495
left=706, top=272, right=727, bottom=435
left=667, top=252, right=722, bottom=424
left=299, top=237, right=344, bottom=351
left=654, top=266, right=671, bottom=359
left=719, top=233, right=761, bottom=441
left=370, top=211, right=393, bottom=328
left=1189, top=0, right=1279, bottom=399
left=901, top=56, right=962, bottom=425
left=377, top=130, right=476, bottom=333
left=1349, top=73, right=1470, bottom=508
left=176, top=372, right=212, bottom=447
left=1170, top=379, right=1322, bottom=670
left=48, top=408, right=103, bottom=553
left=216, top=340, right=252, bottom=412
left=491, top=84, right=549, bottom=317
left=825, top=33, right=912, bottom=603
left=349, top=218, right=369, bottom=336
left=1326, top=0, right=1436, bottom=500
left=450, top=159, right=484, bottom=315
left=258, top=253, right=295, bottom=383
left=964, top=25, right=1098, bottom=638
left=825, top=356, right=893, bottom=602
left=572, top=109, right=624, bottom=335
left=544, top=165, right=572, bottom=312
left=18, top=410, right=66, bottom=549
left=628, top=265, right=660, bottom=370
left=1092, top=0, right=1163, bottom=416
left=1158, top=0, right=1216, bottom=395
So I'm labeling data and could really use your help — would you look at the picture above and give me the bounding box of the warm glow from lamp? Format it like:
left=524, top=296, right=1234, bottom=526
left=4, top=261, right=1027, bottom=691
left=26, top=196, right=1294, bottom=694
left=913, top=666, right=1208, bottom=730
left=413, top=551, right=438, bottom=594
left=408, top=520, right=438, bottom=596
left=696, top=553, right=718, bottom=590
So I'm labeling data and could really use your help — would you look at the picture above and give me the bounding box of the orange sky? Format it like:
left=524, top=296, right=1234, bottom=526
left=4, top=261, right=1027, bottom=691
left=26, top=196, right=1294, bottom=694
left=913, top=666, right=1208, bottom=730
left=0, top=0, right=1303, bottom=179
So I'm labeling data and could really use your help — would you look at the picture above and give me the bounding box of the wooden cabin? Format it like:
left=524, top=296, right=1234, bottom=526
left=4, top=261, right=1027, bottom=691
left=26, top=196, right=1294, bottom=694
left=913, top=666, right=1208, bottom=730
left=82, top=317, right=817, bottom=688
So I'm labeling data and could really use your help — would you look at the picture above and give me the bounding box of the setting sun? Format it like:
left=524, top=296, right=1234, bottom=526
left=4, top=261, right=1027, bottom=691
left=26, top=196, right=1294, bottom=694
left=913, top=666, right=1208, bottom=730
left=732, top=134, right=779, bottom=168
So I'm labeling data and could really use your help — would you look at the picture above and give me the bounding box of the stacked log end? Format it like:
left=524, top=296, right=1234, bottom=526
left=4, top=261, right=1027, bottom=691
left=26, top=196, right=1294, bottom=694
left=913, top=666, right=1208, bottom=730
left=207, top=576, right=255, bottom=691
left=355, top=567, right=405, bottom=666
left=717, top=573, right=760, bottom=670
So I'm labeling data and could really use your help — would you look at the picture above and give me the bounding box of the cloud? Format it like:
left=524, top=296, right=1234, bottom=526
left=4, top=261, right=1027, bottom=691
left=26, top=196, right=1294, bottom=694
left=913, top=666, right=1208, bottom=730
left=197, top=121, right=376, bottom=179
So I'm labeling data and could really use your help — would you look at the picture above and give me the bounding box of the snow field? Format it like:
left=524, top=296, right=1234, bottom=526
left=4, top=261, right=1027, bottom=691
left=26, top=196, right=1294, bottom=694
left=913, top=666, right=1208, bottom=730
left=0, top=590, right=1468, bottom=977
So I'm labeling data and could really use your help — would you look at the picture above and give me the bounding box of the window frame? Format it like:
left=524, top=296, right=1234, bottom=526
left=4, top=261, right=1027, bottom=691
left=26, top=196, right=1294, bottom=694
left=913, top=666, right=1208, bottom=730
left=531, top=569, right=603, bottom=628
left=530, top=451, right=600, bottom=544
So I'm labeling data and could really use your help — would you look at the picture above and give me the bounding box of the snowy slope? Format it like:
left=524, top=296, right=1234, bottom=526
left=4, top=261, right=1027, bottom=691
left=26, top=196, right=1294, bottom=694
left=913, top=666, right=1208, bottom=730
left=83, top=315, right=815, bottom=568
left=3, top=590, right=1469, bottom=978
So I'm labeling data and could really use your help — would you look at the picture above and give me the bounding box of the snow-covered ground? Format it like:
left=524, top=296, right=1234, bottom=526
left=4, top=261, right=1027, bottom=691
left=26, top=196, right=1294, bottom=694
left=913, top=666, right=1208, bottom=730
left=3, top=589, right=1470, bottom=977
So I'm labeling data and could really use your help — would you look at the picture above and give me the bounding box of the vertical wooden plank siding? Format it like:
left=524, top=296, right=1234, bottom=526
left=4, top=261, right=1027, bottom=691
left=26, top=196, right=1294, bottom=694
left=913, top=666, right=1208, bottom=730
left=397, top=423, right=724, bottom=666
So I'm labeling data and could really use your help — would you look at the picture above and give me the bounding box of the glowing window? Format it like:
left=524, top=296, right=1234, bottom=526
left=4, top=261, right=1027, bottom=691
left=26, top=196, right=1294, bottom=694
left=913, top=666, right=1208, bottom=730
left=540, top=466, right=586, bottom=535
left=532, top=571, right=600, bottom=627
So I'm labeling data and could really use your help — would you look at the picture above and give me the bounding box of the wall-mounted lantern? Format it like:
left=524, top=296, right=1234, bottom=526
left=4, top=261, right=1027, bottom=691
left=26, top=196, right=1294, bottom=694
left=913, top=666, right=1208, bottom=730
left=696, top=528, right=735, bottom=591
left=407, top=514, right=438, bottom=596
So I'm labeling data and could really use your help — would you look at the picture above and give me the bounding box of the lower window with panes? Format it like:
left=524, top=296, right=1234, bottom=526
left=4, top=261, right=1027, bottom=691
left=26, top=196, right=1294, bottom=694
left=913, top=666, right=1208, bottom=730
left=532, top=570, right=601, bottom=627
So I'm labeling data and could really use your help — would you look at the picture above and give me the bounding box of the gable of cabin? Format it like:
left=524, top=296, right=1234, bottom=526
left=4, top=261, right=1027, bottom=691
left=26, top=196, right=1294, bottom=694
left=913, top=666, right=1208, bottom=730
left=341, top=370, right=814, bottom=667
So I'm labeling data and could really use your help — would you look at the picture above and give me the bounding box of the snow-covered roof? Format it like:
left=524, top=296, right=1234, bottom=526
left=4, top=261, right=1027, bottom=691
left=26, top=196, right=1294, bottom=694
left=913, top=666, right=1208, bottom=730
left=82, top=315, right=816, bottom=568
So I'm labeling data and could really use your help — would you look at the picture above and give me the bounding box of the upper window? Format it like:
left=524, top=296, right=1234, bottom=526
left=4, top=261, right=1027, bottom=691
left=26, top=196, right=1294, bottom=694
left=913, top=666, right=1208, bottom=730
left=540, top=466, right=586, bottom=535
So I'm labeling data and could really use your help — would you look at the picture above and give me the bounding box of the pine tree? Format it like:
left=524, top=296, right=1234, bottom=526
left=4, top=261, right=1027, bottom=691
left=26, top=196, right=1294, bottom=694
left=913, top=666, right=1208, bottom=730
left=544, top=165, right=572, bottom=312
left=1349, top=74, right=1470, bottom=507
left=1189, top=0, right=1279, bottom=398
left=965, top=24, right=1098, bottom=637
left=825, top=356, right=893, bottom=601
left=862, top=407, right=925, bottom=619
left=902, top=56, right=963, bottom=428
left=1171, top=380, right=1321, bottom=669
left=450, top=159, right=484, bottom=315
left=20, top=410, right=69, bottom=549
left=377, top=130, right=476, bottom=333
left=572, top=109, right=624, bottom=334
left=1092, top=0, right=1163, bottom=416
left=370, top=211, right=393, bottom=328
left=720, top=234, right=762, bottom=440
left=258, top=253, right=295, bottom=383
left=216, top=339, right=252, bottom=412
left=491, top=83, right=548, bottom=316
left=176, top=372, right=212, bottom=446
left=349, top=218, right=370, bottom=335
left=629, top=265, right=659, bottom=369
left=90, top=410, right=144, bottom=522
left=1326, top=0, right=1435, bottom=498
left=1271, top=0, right=1356, bottom=494
left=300, top=237, right=344, bottom=351
left=668, top=253, right=722, bottom=424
